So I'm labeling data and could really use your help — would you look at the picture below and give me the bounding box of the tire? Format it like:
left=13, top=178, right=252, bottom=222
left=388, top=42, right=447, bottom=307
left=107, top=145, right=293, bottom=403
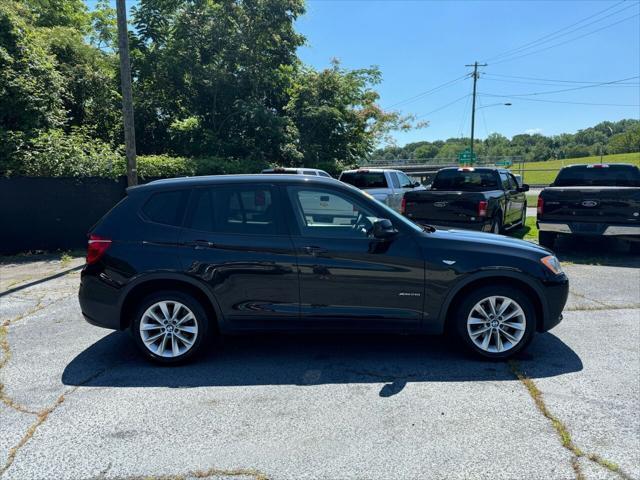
left=454, top=285, right=536, bottom=360
left=538, top=231, right=557, bottom=249
left=131, top=290, right=210, bottom=364
left=519, top=204, right=527, bottom=226
left=490, top=214, right=502, bottom=234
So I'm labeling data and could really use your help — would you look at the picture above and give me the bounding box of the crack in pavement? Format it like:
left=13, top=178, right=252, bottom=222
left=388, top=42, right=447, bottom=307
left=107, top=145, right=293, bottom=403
left=509, top=361, right=633, bottom=480
left=86, top=466, right=270, bottom=480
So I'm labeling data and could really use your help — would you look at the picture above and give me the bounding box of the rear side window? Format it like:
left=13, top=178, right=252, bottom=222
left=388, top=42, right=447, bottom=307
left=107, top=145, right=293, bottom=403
left=340, top=172, right=388, bottom=189
left=185, top=185, right=282, bottom=235
left=142, top=190, right=189, bottom=226
left=390, top=172, right=400, bottom=188
left=302, top=170, right=317, bottom=176
left=553, top=165, right=640, bottom=187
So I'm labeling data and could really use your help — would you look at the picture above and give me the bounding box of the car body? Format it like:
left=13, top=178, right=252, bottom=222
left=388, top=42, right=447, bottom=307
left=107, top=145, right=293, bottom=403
left=537, top=163, right=640, bottom=251
left=338, top=168, right=425, bottom=212
left=79, top=174, right=568, bottom=363
left=402, top=167, right=529, bottom=233
left=261, top=167, right=332, bottom=177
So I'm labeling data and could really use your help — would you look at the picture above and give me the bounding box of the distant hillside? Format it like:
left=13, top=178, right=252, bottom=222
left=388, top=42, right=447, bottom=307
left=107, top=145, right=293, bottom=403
left=371, top=119, right=640, bottom=163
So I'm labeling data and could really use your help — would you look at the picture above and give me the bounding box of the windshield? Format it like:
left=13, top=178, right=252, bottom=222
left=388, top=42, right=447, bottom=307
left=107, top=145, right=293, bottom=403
left=431, top=170, right=499, bottom=191
left=340, top=171, right=388, bottom=189
left=553, top=165, right=640, bottom=187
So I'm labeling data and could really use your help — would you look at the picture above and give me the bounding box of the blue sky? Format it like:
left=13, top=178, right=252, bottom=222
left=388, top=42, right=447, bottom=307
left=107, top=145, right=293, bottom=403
left=88, top=0, right=640, bottom=146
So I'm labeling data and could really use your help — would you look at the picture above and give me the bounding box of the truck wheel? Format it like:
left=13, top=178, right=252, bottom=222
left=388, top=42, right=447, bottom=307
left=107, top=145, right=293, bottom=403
left=490, top=215, right=502, bottom=234
left=539, top=231, right=556, bottom=249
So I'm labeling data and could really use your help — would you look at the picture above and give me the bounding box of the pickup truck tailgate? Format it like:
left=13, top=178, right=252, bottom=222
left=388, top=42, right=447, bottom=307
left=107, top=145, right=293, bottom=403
left=541, top=187, right=640, bottom=224
left=404, top=191, right=482, bottom=223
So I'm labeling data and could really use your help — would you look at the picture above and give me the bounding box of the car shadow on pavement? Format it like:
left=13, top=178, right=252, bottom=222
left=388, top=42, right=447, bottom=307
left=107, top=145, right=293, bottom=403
left=554, top=236, right=640, bottom=268
left=62, top=331, right=582, bottom=397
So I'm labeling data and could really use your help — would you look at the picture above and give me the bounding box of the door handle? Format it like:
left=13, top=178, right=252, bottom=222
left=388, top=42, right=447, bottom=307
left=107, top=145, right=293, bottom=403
left=303, top=246, right=328, bottom=256
left=189, top=240, right=215, bottom=249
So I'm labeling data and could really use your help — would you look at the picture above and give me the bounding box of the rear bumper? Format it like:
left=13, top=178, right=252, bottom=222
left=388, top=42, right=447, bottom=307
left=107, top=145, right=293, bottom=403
left=538, top=221, right=640, bottom=237
left=78, top=270, right=122, bottom=330
left=540, top=277, right=569, bottom=332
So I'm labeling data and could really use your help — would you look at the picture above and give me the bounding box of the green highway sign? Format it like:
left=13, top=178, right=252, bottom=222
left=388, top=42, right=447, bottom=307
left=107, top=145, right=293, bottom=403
left=458, top=148, right=477, bottom=164
left=495, top=159, right=513, bottom=167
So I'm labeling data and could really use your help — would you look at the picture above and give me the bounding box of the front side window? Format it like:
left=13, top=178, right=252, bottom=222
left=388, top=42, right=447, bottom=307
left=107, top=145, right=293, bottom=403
left=390, top=172, right=400, bottom=188
left=142, top=190, right=189, bottom=226
left=288, top=187, right=379, bottom=238
left=397, top=172, right=414, bottom=188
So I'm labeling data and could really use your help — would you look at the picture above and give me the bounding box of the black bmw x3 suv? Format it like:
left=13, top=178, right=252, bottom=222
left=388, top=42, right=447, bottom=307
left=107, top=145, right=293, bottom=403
left=79, top=174, right=568, bottom=363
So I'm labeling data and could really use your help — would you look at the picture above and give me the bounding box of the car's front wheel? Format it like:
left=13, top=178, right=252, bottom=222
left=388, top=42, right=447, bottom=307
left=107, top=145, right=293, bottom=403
left=132, top=291, right=209, bottom=364
left=454, top=286, right=536, bottom=360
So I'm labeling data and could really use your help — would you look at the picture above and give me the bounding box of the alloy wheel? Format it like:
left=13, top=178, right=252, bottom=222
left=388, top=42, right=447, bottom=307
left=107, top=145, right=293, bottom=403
left=466, top=296, right=526, bottom=353
left=139, top=301, right=199, bottom=358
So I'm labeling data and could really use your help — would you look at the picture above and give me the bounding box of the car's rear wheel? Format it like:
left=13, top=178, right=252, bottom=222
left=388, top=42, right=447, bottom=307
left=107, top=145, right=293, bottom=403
left=539, top=231, right=557, bottom=249
left=132, top=291, right=209, bottom=364
left=454, top=286, right=536, bottom=360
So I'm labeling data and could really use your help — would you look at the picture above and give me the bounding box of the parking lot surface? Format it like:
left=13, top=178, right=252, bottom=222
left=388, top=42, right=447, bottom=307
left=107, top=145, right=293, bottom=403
left=1, top=246, right=639, bottom=480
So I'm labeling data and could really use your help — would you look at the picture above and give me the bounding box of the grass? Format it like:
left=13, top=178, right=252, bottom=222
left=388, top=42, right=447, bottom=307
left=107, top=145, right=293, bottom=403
left=509, top=152, right=640, bottom=185
left=511, top=216, right=538, bottom=242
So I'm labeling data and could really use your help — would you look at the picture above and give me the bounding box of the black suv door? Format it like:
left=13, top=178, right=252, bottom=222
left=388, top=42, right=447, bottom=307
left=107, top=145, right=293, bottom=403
left=284, top=184, right=424, bottom=330
left=179, top=183, right=300, bottom=330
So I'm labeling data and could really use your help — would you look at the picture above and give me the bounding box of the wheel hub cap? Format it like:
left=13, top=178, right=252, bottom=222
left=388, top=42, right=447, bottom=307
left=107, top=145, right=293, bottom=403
left=139, top=301, right=198, bottom=358
left=466, top=295, right=526, bottom=353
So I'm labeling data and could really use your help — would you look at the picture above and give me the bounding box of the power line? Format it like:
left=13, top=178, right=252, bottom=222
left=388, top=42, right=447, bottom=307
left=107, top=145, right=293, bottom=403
left=480, top=93, right=640, bottom=107
left=481, top=75, right=640, bottom=88
left=484, top=0, right=630, bottom=62
left=484, top=72, right=640, bottom=85
left=478, top=97, right=491, bottom=139
left=415, top=94, right=471, bottom=119
left=386, top=74, right=470, bottom=109
left=483, top=75, right=640, bottom=97
left=490, top=12, right=640, bottom=66
left=457, top=88, right=473, bottom=137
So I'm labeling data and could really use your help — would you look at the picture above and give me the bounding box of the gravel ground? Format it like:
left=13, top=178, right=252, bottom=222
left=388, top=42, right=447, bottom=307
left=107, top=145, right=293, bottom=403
left=0, top=247, right=638, bottom=480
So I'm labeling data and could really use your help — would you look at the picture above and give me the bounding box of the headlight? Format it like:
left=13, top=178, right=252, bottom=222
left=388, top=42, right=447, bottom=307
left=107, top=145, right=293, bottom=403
left=541, top=255, right=563, bottom=275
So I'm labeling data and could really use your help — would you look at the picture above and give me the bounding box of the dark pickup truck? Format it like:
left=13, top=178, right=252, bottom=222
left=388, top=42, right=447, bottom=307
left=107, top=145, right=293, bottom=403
left=537, top=163, right=640, bottom=252
left=402, top=167, right=529, bottom=233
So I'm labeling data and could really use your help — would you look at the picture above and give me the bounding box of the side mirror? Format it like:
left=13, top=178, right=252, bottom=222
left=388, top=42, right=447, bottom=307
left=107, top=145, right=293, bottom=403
left=372, top=218, right=398, bottom=239
left=519, top=184, right=530, bottom=192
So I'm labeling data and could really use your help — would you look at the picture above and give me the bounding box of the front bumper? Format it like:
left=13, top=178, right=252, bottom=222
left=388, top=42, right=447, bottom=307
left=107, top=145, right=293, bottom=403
left=538, top=221, right=640, bottom=237
left=539, top=276, right=569, bottom=332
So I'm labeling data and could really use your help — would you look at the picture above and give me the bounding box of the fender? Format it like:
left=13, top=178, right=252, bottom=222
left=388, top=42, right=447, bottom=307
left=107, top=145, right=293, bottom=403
left=435, top=269, right=548, bottom=330
left=118, top=271, right=227, bottom=330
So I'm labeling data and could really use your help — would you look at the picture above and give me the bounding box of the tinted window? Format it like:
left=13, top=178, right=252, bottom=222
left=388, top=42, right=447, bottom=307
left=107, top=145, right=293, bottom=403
left=289, top=187, right=378, bottom=238
left=142, top=190, right=188, bottom=226
left=431, top=170, right=498, bottom=191
left=302, top=170, right=317, bottom=176
left=186, top=186, right=279, bottom=235
left=340, top=172, right=388, bottom=189
left=553, top=165, right=640, bottom=187
left=499, top=172, right=513, bottom=190
left=318, top=171, right=332, bottom=178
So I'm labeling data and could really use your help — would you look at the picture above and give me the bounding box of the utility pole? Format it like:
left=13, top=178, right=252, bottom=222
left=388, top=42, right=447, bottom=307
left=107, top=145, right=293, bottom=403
left=465, top=61, right=487, bottom=156
left=116, top=0, right=137, bottom=186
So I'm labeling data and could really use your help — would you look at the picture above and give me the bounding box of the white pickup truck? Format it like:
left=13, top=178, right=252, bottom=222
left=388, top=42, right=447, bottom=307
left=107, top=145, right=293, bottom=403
left=338, top=168, right=425, bottom=212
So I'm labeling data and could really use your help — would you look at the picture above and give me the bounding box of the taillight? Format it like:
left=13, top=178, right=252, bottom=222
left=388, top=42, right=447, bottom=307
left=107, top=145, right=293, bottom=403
left=86, top=234, right=111, bottom=265
left=401, top=196, right=407, bottom=215
left=477, top=200, right=488, bottom=217
left=537, top=196, right=544, bottom=216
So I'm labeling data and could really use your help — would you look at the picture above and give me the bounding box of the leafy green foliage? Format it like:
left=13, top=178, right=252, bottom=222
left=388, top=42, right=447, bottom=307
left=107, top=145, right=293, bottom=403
left=371, top=119, right=640, bottom=163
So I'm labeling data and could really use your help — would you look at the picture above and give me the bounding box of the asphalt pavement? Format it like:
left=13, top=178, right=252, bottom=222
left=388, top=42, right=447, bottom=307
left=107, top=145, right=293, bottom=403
left=0, top=247, right=638, bottom=480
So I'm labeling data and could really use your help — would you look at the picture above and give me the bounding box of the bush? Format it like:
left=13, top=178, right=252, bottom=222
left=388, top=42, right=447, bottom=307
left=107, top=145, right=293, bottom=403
left=136, top=155, right=195, bottom=179
left=3, top=127, right=122, bottom=177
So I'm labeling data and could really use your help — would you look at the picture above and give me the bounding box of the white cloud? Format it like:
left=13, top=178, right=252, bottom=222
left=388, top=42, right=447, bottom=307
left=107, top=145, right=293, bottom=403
left=524, top=128, right=543, bottom=135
